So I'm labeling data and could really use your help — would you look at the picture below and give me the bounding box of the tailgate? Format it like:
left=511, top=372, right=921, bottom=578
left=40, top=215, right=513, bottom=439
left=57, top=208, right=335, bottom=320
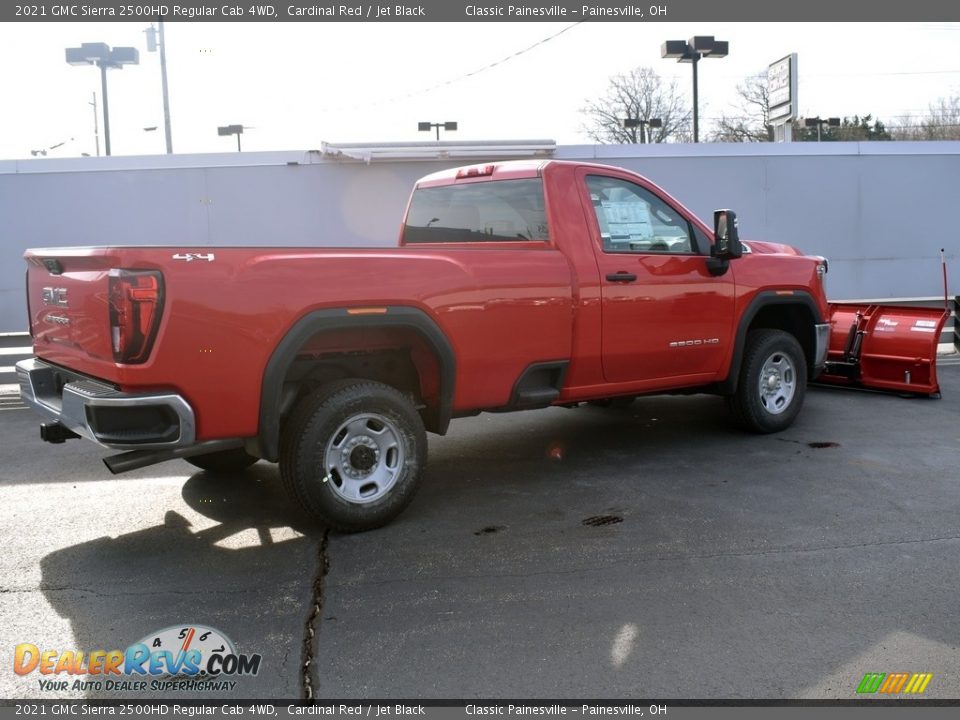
left=25, top=248, right=163, bottom=373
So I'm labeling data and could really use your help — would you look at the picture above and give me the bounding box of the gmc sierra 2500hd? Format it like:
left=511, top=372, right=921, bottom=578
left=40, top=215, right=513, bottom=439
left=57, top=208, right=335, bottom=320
left=17, top=160, right=946, bottom=531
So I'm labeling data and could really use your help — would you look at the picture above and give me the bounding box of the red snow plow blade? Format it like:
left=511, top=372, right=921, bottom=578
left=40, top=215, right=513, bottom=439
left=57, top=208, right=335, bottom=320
left=817, top=303, right=949, bottom=395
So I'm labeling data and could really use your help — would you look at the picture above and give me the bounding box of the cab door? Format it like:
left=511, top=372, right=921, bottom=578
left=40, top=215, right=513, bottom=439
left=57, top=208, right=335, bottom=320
left=576, top=168, right=736, bottom=384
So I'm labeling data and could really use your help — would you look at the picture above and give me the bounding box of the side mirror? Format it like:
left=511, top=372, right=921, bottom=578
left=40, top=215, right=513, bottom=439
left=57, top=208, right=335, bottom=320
left=712, top=209, right=743, bottom=260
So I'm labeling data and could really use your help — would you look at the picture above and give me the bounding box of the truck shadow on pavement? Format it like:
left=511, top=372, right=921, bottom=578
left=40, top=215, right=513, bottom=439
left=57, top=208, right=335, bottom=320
left=33, top=394, right=797, bottom=700
left=38, top=467, right=321, bottom=700
left=33, top=394, right=758, bottom=700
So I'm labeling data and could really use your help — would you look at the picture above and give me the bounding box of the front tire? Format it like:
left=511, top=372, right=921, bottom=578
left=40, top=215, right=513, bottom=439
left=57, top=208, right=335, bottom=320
left=279, top=379, right=427, bottom=532
left=728, top=329, right=807, bottom=433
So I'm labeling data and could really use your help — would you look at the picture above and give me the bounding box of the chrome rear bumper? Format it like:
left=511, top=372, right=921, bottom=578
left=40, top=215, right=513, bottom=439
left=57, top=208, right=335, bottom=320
left=16, top=358, right=196, bottom=450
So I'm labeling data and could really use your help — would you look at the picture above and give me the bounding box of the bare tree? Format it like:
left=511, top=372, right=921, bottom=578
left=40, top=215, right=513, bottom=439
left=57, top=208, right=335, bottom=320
left=711, top=72, right=773, bottom=143
left=579, top=66, right=691, bottom=143
left=891, top=96, right=960, bottom=140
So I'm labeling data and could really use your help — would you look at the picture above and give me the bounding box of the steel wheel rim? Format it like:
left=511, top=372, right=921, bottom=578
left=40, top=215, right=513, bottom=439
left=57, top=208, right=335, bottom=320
left=323, top=412, right=405, bottom=504
left=757, top=351, right=796, bottom=415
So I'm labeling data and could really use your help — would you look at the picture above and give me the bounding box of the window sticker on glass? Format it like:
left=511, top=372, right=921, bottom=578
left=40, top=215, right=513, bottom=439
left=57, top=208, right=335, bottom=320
left=586, top=174, right=694, bottom=254
left=599, top=199, right=654, bottom=243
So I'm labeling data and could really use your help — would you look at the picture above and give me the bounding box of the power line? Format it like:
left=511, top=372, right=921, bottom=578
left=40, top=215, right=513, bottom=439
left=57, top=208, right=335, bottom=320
left=318, top=23, right=584, bottom=113
left=799, top=69, right=960, bottom=78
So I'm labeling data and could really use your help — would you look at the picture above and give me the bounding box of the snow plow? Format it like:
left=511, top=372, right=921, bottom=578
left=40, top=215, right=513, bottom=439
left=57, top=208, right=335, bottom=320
left=817, top=303, right=950, bottom=396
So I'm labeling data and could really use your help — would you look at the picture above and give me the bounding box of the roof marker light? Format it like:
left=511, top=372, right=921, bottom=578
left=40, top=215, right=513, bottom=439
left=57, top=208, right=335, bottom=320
left=346, top=307, right=389, bottom=315
left=455, top=164, right=496, bottom=179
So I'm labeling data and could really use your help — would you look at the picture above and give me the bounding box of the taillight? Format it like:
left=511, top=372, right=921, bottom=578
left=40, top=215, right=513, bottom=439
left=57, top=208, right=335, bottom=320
left=108, top=269, right=164, bottom=364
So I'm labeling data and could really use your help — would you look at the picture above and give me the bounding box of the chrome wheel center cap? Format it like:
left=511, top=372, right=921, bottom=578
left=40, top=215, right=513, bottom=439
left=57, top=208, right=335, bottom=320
left=765, top=373, right=781, bottom=393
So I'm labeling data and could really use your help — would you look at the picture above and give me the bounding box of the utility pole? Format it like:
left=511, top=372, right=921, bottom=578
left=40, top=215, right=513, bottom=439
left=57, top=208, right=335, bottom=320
left=158, top=21, right=173, bottom=153
left=90, top=92, right=100, bottom=156
left=98, top=62, right=111, bottom=155
left=146, top=22, right=174, bottom=153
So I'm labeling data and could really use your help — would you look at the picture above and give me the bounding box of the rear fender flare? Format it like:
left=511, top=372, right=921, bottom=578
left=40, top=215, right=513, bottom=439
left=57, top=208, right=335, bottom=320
left=720, top=291, right=824, bottom=394
left=256, top=307, right=455, bottom=461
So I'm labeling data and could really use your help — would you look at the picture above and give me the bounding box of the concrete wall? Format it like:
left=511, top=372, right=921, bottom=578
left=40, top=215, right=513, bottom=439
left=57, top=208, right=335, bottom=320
left=2, top=142, right=957, bottom=332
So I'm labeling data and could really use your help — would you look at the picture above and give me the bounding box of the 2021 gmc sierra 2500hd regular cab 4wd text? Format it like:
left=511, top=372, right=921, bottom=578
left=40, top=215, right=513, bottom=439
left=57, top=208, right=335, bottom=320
left=17, top=159, right=946, bottom=531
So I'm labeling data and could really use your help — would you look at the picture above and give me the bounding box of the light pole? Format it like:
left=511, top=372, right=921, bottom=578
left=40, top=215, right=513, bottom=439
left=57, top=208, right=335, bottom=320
left=804, top=116, right=840, bottom=142
left=217, top=124, right=247, bottom=152
left=145, top=22, right=173, bottom=154
left=418, top=121, right=457, bottom=141
left=661, top=36, right=728, bottom=143
left=66, top=42, right=139, bottom=156
left=622, top=117, right=662, bottom=144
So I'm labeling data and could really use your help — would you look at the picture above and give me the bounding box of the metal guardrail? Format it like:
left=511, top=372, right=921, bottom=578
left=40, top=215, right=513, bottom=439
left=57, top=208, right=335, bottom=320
left=0, top=332, right=31, bottom=388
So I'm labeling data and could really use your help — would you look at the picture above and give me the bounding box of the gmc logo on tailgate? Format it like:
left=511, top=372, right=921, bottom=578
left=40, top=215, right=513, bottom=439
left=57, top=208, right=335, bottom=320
left=42, top=287, right=69, bottom=307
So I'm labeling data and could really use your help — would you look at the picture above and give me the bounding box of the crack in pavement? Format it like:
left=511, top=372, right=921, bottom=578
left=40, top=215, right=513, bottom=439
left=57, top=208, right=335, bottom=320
left=301, top=529, right=331, bottom=701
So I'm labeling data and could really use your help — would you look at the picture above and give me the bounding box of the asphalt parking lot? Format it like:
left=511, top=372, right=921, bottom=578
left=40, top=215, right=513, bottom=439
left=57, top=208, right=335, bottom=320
left=2, top=361, right=959, bottom=701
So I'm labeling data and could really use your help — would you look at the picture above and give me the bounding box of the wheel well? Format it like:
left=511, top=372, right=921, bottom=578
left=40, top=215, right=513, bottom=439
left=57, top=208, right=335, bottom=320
left=256, top=308, right=455, bottom=462
left=719, top=297, right=821, bottom=395
left=747, top=304, right=816, bottom=372
left=277, top=327, right=443, bottom=432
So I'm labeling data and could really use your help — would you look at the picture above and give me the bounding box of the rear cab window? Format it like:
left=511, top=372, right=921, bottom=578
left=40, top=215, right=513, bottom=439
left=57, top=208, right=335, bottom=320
left=403, top=178, right=549, bottom=244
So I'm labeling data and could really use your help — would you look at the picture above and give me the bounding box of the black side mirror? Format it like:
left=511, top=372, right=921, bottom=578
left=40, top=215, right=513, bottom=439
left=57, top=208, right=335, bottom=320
left=712, top=209, right=743, bottom=260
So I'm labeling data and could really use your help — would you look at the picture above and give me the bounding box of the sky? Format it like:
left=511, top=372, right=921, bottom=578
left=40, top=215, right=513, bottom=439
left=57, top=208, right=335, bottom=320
left=1, top=21, right=959, bottom=159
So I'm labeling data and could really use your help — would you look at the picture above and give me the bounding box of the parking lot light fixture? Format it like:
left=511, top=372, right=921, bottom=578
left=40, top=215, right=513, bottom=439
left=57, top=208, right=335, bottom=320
left=661, top=36, right=728, bottom=143
left=621, top=117, right=663, bottom=144
left=418, top=121, right=458, bottom=141
left=65, top=42, right=140, bottom=156
left=217, top=124, right=247, bottom=152
left=804, top=116, right=841, bottom=142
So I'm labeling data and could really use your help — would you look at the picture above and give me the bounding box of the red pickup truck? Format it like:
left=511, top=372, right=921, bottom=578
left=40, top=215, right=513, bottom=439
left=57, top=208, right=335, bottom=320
left=17, top=159, right=944, bottom=531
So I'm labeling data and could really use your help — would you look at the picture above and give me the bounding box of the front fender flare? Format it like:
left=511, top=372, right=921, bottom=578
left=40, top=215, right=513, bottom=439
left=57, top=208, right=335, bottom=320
left=719, top=290, right=825, bottom=394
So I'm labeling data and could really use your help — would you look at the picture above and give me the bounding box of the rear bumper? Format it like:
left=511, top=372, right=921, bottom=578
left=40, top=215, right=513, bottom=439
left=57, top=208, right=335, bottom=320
left=16, top=358, right=196, bottom=450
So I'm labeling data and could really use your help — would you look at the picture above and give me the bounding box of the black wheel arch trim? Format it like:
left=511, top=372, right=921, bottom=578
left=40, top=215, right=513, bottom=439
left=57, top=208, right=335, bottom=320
left=256, top=306, right=456, bottom=462
left=720, top=290, right=824, bottom=394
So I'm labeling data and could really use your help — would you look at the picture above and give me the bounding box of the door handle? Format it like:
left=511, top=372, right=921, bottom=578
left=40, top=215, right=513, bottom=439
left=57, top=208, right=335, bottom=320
left=606, top=272, right=637, bottom=283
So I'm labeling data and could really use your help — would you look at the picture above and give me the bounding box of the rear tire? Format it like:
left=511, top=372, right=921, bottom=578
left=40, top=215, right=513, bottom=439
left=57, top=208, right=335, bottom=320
left=279, top=379, right=426, bottom=532
left=728, top=329, right=807, bottom=434
left=185, top=448, right=258, bottom=473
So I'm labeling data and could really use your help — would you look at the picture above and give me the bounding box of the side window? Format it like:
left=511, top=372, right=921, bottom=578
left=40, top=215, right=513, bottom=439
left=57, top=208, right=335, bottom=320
left=403, top=178, right=549, bottom=244
left=586, top=175, right=695, bottom=254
